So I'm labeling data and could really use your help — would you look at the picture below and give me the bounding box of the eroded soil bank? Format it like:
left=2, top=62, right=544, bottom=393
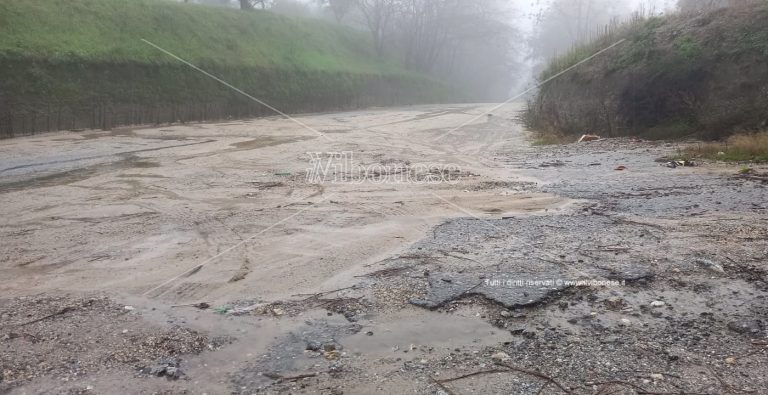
left=1, top=104, right=766, bottom=394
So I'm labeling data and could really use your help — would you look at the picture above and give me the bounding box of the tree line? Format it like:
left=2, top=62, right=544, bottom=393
left=181, top=0, right=520, bottom=101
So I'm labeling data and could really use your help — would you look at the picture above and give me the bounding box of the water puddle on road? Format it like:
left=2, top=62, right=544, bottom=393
left=230, top=135, right=315, bottom=150
left=439, top=191, right=578, bottom=217
left=0, top=155, right=161, bottom=192
left=342, top=308, right=512, bottom=358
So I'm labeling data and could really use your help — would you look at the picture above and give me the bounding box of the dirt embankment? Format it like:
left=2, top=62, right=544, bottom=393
left=526, top=2, right=768, bottom=140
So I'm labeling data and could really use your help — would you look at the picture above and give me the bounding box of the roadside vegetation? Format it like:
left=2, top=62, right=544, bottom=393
left=0, top=0, right=405, bottom=73
left=530, top=131, right=572, bottom=146
left=684, top=132, right=768, bottom=162
left=524, top=0, right=768, bottom=145
left=0, top=0, right=455, bottom=137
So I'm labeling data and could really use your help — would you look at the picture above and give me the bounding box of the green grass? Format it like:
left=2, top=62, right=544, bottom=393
left=674, top=36, right=702, bottom=59
left=684, top=132, right=768, bottom=162
left=0, top=0, right=457, bottom=137
left=538, top=13, right=653, bottom=81
left=738, top=166, right=753, bottom=174
left=530, top=130, right=572, bottom=146
left=0, top=0, right=407, bottom=75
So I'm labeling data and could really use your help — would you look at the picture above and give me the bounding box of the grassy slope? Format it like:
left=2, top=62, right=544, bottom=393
left=0, top=0, right=407, bottom=75
left=528, top=2, right=768, bottom=141
left=0, top=0, right=455, bottom=136
left=540, top=7, right=768, bottom=82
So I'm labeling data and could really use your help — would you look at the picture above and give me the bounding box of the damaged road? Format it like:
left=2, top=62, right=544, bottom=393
left=1, top=104, right=767, bottom=394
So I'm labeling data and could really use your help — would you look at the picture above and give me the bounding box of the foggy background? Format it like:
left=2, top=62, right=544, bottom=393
left=177, top=0, right=690, bottom=100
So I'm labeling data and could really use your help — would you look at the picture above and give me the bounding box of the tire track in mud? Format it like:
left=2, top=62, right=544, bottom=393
left=0, top=104, right=563, bottom=302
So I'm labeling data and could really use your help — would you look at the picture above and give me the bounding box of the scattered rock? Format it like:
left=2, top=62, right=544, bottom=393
left=540, top=160, right=566, bottom=168
left=305, top=341, right=323, bottom=352
left=271, top=308, right=285, bottom=316
left=142, top=357, right=184, bottom=380
left=727, top=320, right=764, bottom=336
left=665, top=160, right=695, bottom=168
left=324, top=350, right=340, bottom=360
left=578, top=134, right=601, bottom=142
left=694, top=258, right=725, bottom=274
left=491, top=351, right=511, bottom=362
left=603, top=297, right=626, bottom=310
left=650, top=301, right=666, bottom=308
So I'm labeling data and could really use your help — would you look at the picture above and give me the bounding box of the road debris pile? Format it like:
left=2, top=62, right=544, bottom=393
left=0, top=295, right=215, bottom=390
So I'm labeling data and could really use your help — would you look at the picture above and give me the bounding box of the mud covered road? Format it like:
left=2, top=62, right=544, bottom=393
left=1, top=104, right=767, bottom=394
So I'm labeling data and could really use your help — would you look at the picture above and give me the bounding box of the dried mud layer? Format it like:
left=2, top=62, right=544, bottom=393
left=1, top=104, right=767, bottom=394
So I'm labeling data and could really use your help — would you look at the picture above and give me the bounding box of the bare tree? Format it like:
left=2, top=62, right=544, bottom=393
left=239, top=0, right=269, bottom=10
left=357, top=0, right=396, bottom=55
left=316, top=0, right=355, bottom=22
left=677, top=0, right=753, bottom=13
left=393, top=1, right=513, bottom=70
left=529, top=0, right=632, bottom=61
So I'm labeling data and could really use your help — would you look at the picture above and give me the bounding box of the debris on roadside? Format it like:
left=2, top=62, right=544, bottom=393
left=324, top=350, right=340, bottom=360
left=578, top=134, right=601, bottom=142
left=539, top=160, right=565, bottom=168
left=0, top=295, right=212, bottom=388
left=262, top=371, right=319, bottom=383
left=734, top=169, right=768, bottom=183
left=615, top=165, right=627, bottom=171
left=491, top=351, right=511, bottom=362
left=664, top=160, right=695, bottom=168
left=213, top=305, right=233, bottom=315
left=172, top=302, right=211, bottom=310
left=694, top=257, right=725, bottom=274
left=140, top=357, right=185, bottom=380
left=727, top=320, right=765, bottom=337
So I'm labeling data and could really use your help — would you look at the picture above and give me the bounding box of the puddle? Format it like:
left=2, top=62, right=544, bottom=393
left=342, top=309, right=511, bottom=357
left=130, top=161, right=160, bottom=168
left=230, top=136, right=314, bottom=150
left=441, top=192, right=573, bottom=217
left=0, top=155, right=160, bottom=192
left=80, top=128, right=137, bottom=139
left=0, top=166, right=100, bottom=192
